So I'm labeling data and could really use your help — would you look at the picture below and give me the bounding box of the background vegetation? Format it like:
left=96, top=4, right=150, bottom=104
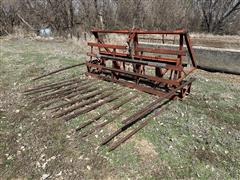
left=1, top=0, right=240, bottom=37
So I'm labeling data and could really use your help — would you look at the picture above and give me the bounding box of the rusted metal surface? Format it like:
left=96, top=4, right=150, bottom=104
left=24, top=29, right=198, bottom=151
left=49, top=88, right=107, bottom=110
left=28, top=81, right=91, bottom=101
left=53, top=90, right=115, bottom=118
left=108, top=101, right=170, bottom=151
left=32, top=63, right=85, bottom=81
left=63, top=92, right=125, bottom=121
left=64, top=86, right=97, bottom=99
left=91, top=29, right=187, bottom=34
left=86, top=28, right=196, bottom=98
left=101, top=78, right=195, bottom=147
left=86, top=72, right=167, bottom=97
left=33, top=81, right=92, bottom=101
left=40, top=86, right=98, bottom=109
left=79, top=109, right=128, bottom=138
left=76, top=94, right=138, bottom=131
left=24, top=77, right=85, bottom=93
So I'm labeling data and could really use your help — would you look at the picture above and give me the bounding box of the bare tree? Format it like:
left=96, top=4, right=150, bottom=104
left=1, top=0, right=240, bottom=36
left=198, top=0, right=240, bottom=33
left=94, top=0, right=105, bottom=29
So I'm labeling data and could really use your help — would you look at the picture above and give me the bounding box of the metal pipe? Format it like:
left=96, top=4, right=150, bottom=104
left=108, top=101, right=170, bottom=151
left=64, top=86, right=98, bottom=99
left=40, top=86, right=97, bottom=109
left=100, top=78, right=195, bottom=146
left=24, top=77, right=85, bottom=93
left=53, top=90, right=115, bottom=118
left=76, top=94, right=138, bottom=131
left=32, top=63, right=85, bottom=81
left=63, top=92, right=125, bottom=121
left=34, top=81, right=91, bottom=101
left=98, top=54, right=169, bottom=69
left=79, top=109, right=128, bottom=138
left=49, top=88, right=107, bottom=110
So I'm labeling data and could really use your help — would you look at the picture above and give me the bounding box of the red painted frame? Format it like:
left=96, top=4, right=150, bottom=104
left=86, top=29, right=197, bottom=97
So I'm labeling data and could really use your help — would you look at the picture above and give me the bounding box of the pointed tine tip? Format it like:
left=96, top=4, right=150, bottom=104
left=100, top=142, right=106, bottom=146
left=76, top=121, right=92, bottom=131
left=108, top=146, right=115, bottom=152
left=79, top=133, right=88, bottom=138
left=100, top=136, right=112, bottom=146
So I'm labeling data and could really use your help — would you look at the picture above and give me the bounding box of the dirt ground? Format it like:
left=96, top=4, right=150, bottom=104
left=0, top=37, right=240, bottom=179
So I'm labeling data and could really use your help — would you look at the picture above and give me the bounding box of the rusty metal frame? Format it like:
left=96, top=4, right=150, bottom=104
left=86, top=29, right=197, bottom=97
left=24, top=29, right=198, bottom=151
left=101, top=78, right=195, bottom=150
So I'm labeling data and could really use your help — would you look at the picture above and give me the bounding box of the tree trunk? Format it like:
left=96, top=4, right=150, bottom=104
left=69, top=0, right=74, bottom=38
left=94, top=0, right=105, bottom=29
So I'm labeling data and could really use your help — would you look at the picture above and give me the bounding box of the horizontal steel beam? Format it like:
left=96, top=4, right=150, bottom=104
left=88, top=42, right=127, bottom=50
left=97, top=51, right=180, bottom=64
left=86, top=72, right=167, bottom=96
left=86, top=63, right=181, bottom=86
left=135, top=47, right=186, bottom=56
left=91, top=29, right=187, bottom=35
left=93, top=53, right=182, bottom=71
